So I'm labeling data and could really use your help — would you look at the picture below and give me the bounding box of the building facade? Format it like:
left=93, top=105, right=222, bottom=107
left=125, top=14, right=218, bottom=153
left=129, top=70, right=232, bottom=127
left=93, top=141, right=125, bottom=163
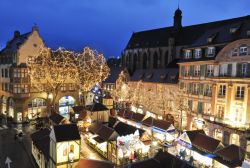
left=0, top=26, right=80, bottom=122
left=178, top=21, right=250, bottom=153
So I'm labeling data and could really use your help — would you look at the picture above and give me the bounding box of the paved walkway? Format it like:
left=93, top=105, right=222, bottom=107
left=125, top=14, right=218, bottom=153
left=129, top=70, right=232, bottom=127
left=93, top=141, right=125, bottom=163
left=80, top=135, right=104, bottom=161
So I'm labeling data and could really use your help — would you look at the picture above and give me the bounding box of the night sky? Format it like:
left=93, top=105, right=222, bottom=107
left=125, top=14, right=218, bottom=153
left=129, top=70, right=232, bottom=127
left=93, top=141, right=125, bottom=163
left=0, top=0, right=250, bottom=58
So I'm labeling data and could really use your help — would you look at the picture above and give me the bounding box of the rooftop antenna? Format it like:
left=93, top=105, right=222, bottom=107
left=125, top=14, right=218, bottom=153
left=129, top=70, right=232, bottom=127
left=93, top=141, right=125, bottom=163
left=178, top=0, right=180, bottom=9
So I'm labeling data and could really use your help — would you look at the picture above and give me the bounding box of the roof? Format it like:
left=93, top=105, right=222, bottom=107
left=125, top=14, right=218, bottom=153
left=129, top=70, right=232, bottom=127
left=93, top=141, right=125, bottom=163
left=108, top=116, right=117, bottom=128
left=114, top=122, right=145, bottom=137
left=126, top=15, right=250, bottom=50
left=52, top=124, right=80, bottom=142
left=89, top=122, right=102, bottom=134
left=96, top=125, right=118, bottom=141
left=215, top=144, right=245, bottom=167
left=130, top=68, right=178, bottom=84
left=185, top=130, right=206, bottom=142
left=31, top=128, right=50, bottom=160
left=87, top=103, right=109, bottom=112
left=131, top=113, right=145, bottom=123
left=154, top=151, right=194, bottom=168
left=192, top=133, right=222, bottom=153
left=153, top=120, right=173, bottom=131
left=103, top=67, right=122, bottom=83
left=125, top=158, right=162, bottom=168
left=72, top=106, right=86, bottom=114
left=78, top=159, right=115, bottom=168
left=77, top=111, right=87, bottom=120
left=142, top=117, right=154, bottom=127
left=49, top=113, right=65, bottom=124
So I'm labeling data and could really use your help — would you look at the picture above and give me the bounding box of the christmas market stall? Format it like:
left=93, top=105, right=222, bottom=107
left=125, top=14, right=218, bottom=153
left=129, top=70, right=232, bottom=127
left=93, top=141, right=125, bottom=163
left=86, top=102, right=109, bottom=123
left=117, top=110, right=146, bottom=128
left=177, top=130, right=224, bottom=167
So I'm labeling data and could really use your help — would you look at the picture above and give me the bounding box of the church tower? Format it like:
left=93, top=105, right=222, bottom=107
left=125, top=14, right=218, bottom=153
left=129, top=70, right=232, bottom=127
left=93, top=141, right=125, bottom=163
left=174, top=7, right=182, bottom=30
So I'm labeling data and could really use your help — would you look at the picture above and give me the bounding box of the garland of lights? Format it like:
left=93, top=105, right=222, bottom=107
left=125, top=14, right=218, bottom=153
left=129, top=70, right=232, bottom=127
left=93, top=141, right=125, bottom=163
left=27, top=47, right=109, bottom=106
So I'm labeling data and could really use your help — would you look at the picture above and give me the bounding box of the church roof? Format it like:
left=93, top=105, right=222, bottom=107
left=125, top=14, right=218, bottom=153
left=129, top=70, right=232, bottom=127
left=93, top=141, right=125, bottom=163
left=126, top=15, right=250, bottom=50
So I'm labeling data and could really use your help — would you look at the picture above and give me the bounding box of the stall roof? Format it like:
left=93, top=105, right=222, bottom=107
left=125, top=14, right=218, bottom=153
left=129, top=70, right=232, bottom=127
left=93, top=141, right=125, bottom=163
left=89, top=122, right=102, bottom=134
left=153, top=120, right=173, bottom=131
left=215, top=144, right=245, bottom=167
left=154, top=151, right=194, bottom=168
left=124, top=110, right=133, bottom=119
left=117, top=109, right=126, bottom=117
left=72, top=105, right=86, bottom=114
left=51, top=124, right=80, bottom=142
left=185, top=130, right=206, bottom=142
left=142, top=117, right=154, bottom=127
left=77, top=111, right=87, bottom=120
left=49, top=113, right=65, bottom=124
left=78, top=159, right=115, bottom=168
left=192, top=133, right=222, bottom=153
left=125, top=158, right=162, bottom=168
left=97, top=125, right=118, bottom=141
left=114, top=122, right=145, bottom=137
left=131, top=113, right=145, bottom=123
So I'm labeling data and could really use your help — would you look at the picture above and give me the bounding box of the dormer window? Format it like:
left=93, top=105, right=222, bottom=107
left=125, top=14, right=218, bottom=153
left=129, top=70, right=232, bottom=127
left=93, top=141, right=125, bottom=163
left=185, top=50, right=192, bottom=59
left=239, top=45, right=248, bottom=56
left=232, top=48, right=238, bottom=57
left=194, top=49, right=202, bottom=58
left=207, top=47, right=215, bottom=57
left=230, top=28, right=238, bottom=34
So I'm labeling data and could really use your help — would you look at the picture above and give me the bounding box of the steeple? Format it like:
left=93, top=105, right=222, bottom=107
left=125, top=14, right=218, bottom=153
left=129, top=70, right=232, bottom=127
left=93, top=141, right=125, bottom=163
left=174, top=7, right=182, bottom=30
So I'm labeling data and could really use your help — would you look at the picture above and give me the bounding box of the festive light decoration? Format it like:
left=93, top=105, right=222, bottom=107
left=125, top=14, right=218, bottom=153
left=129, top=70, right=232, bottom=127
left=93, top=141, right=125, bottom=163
left=112, top=71, right=130, bottom=102
left=27, top=47, right=109, bottom=111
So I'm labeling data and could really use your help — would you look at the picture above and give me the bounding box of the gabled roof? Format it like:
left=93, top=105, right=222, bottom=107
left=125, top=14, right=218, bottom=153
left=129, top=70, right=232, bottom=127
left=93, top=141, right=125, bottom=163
left=108, top=116, right=118, bottom=128
left=153, top=120, right=173, bottom=131
left=72, top=106, right=86, bottom=114
left=192, top=133, right=222, bottom=153
left=49, top=113, right=65, bottom=124
left=215, top=144, right=245, bottom=167
left=131, top=113, right=145, bottom=123
left=185, top=130, right=206, bottom=142
left=89, top=122, right=102, bottom=134
left=103, top=67, right=122, bottom=83
left=51, top=124, right=80, bottom=142
left=78, top=159, right=115, bottom=168
left=96, top=125, right=118, bottom=141
left=31, top=128, right=50, bottom=160
left=87, top=103, right=109, bottom=112
left=142, top=117, right=154, bottom=127
left=114, top=122, right=144, bottom=137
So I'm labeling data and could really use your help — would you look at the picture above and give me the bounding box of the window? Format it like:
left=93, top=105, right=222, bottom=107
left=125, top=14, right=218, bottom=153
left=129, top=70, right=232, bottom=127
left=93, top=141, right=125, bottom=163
left=239, top=46, right=248, bottom=56
left=194, top=65, right=200, bottom=76
left=204, top=85, right=212, bottom=97
left=217, top=105, right=225, bottom=119
left=204, top=103, right=211, bottom=115
left=1, top=69, right=4, bottom=77
left=207, top=47, right=215, bottom=57
left=206, top=65, right=214, bottom=77
left=5, top=69, right=8, bottom=78
left=219, top=64, right=228, bottom=76
left=232, top=48, right=238, bottom=56
left=218, top=85, right=226, bottom=97
left=193, top=83, right=199, bottom=95
left=194, top=49, right=202, bottom=58
left=184, top=66, right=190, bottom=77
left=185, top=50, right=192, bottom=59
left=214, top=129, right=223, bottom=142
left=61, top=84, right=67, bottom=91
left=70, top=144, right=74, bottom=153
left=13, top=84, right=29, bottom=93
left=241, top=63, right=247, bottom=77
left=63, top=145, right=67, bottom=156
left=236, top=86, right=245, bottom=99
left=69, top=84, right=75, bottom=91
left=235, top=108, right=243, bottom=123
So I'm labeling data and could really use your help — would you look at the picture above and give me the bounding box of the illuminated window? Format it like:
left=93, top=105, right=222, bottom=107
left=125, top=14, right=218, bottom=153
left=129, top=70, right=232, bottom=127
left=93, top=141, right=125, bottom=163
left=185, top=50, right=192, bottom=59
left=206, top=65, right=214, bottom=77
left=70, top=144, right=74, bottom=153
left=184, top=66, right=190, bottom=77
left=194, top=49, right=202, bottom=58
left=217, top=105, right=224, bottom=119
left=241, top=63, right=247, bottom=77
left=63, top=145, right=67, bottom=156
left=214, top=129, right=223, bottom=141
left=194, top=65, right=201, bottom=76
left=218, top=85, right=226, bottom=97
left=219, top=64, right=228, bottom=76
left=193, top=83, right=199, bottom=95
left=239, top=46, right=248, bottom=56
left=230, top=134, right=240, bottom=146
left=235, top=108, right=243, bottom=123
left=61, top=84, right=67, bottom=91
left=236, top=86, right=245, bottom=99
left=207, top=47, right=215, bottom=57
left=204, top=85, right=212, bottom=97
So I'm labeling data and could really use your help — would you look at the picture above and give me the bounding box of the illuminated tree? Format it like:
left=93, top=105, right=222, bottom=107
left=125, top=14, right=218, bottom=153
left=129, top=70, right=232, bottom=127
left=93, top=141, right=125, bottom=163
left=112, top=71, right=130, bottom=102
left=27, top=47, right=109, bottom=113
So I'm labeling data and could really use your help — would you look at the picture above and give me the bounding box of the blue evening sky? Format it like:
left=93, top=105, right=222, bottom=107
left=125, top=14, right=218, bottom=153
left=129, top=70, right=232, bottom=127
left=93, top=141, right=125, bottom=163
left=0, top=0, right=249, bottom=58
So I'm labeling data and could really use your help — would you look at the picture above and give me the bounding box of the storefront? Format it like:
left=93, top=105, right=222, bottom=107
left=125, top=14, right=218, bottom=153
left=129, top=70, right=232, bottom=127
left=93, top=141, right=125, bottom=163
left=59, top=96, right=75, bottom=119
left=28, top=98, right=46, bottom=119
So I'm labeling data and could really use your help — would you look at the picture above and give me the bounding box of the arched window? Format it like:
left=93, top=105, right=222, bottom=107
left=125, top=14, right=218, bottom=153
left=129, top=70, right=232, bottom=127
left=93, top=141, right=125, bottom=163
left=70, top=144, right=74, bottom=153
